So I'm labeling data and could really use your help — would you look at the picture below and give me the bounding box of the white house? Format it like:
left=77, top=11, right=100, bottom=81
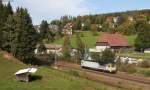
left=128, top=16, right=134, bottom=22
left=35, top=44, right=62, bottom=56
left=144, top=48, right=150, bottom=53
left=113, top=17, right=119, bottom=23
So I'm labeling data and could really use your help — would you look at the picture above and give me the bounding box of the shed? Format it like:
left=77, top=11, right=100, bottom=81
left=15, top=68, right=37, bottom=82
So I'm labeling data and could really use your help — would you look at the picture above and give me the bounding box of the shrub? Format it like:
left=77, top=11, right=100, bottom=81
left=138, top=60, right=150, bottom=68
left=119, top=64, right=137, bottom=74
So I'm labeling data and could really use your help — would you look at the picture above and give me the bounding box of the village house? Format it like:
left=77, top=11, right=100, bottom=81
left=96, top=33, right=129, bottom=52
left=144, top=48, right=150, bottom=53
left=35, top=44, right=62, bottom=56
left=34, top=25, right=40, bottom=33
left=128, top=16, right=134, bottom=22
left=113, top=17, right=119, bottom=23
left=62, top=22, right=73, bottom=35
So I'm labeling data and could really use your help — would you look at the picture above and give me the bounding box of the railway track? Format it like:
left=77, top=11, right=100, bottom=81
left=57, top=61, right=150, bottom=86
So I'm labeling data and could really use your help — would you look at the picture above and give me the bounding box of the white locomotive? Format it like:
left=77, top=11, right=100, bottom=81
left=81, top=60, right=117, bottom=73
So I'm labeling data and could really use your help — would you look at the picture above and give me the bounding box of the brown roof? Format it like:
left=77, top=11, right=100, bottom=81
left=97, top=33, right=129, bottom=47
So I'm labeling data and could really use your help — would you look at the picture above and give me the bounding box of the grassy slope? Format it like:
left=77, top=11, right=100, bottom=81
left=52, top=31, right=101, bottom=48
left=52, top=31, right=136, bottom=48
left=0, top=52, right=121, bottom=90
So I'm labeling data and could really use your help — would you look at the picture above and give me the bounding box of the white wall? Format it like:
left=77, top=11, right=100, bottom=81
left=96, top=46, right=110, bottom=51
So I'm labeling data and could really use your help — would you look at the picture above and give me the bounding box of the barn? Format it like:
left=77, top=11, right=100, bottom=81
left=96, top=33, right=129, bottom=52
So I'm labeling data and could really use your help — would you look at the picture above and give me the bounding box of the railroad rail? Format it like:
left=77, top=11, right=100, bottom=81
left=57, top=61, right=150, bottom=86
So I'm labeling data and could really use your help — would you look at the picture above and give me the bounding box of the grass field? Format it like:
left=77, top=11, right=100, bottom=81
left=51, top=31, right=136, bottom=48
left=0, top=52, right=122, bottom=90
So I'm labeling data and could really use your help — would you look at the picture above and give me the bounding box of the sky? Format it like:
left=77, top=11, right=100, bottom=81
left=9, top=0, right=150, bottom=25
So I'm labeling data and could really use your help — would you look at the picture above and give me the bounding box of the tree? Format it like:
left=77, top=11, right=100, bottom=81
left=91, top=24, right=98, bottom=36
left=100, top=49, right=115, bottom=65
left=76, top=32, right=85, bottom=60
left=1, top=2, right=13, bottom=52
left=116, top=21, right=136, bottom=35
left=83, top=19, right=91, bottom=31
left=39, top=20, right=49, bottom=40
left=4, top=2, right=13, bottom=18
left=62, top=35, right=71, bottom=60
left=38, top=43, right=47, bottom=54
left=10, top=8, right=38, bottom=63
left=135, top=22, right=150, bottom=52
left=0, top=0, right=4, bottom=48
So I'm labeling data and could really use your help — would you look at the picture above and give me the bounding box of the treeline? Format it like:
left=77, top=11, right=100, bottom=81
left=51, top=9, right=150, bottom=35
left=0, top=1, right=38, bottom=63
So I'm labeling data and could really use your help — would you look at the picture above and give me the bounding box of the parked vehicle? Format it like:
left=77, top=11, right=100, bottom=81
left=81, top=60, right=117, bottom=73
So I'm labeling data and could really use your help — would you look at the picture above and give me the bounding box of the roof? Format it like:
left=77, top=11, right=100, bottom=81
left=15, top=68, right=37, bottom=75
left=97, top=33, right=128, bottom=47
left=45, top=44, right=62, bottom=50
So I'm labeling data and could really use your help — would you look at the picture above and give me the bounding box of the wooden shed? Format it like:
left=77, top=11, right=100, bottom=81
left=15, top=68, right=37, bottom=82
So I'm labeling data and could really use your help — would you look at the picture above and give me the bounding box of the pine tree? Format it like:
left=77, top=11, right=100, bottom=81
left=62, top=35, right=71, bottom=60
left=10, top=8, right=38, bottom=63
left=1, top=2, right=13, bottom=52
left=76, top=32, right=85, bottom=60
left=5, top=2, right=13, bottom=16
left=0, top=0, right=4, bottom=48
left=39, top=20, right=49, bottom=40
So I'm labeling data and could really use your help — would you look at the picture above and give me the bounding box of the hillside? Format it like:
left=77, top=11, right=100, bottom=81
left=0, top=52, right=122, bottom=90
left=51, top=31, right=136, bottom=48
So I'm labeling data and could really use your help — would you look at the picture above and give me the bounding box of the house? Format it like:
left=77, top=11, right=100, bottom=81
left=144, top=48, right=150, bottom=53
left=34, top=25, right=40, bottom=33
left=62, top=22, right=73, bottom=35
left=48, top=24, right=59, bottom=32
left=35, top=44, right=62, bottom=56
left=113, top=17, right=119, bottom=23
left=128, top=16, right=134, bottom=22
left=15, top=68, right=37, bottom=82
left=96, top=33, right=129, bottom=52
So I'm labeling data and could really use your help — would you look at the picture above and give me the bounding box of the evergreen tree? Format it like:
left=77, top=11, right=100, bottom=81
left=135, top=23, right=150, bottom=52
left=10, top=8, right=38, bottom=63
left=62, top=35, right=71, bottom=60
left=39, top=20, right=49, bottom=40
left=0, top=0, right=3, bottom=48
left=1, top=2, right=13, bottom=52
left=76, top=32, right=85, bottom=60
left=100, top=49, right=115, bottom=65
left=5, top=2, right=13, bottom=16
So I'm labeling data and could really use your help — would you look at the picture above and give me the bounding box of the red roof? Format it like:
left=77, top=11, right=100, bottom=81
left=97, top=33, right=128, bottom=47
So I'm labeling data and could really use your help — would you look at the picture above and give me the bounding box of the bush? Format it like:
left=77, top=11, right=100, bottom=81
left=119, top=64, right=137, bottom=74
left=143, top=71, right=150, bottom=76
left=138, top=61, right=150, bottom=68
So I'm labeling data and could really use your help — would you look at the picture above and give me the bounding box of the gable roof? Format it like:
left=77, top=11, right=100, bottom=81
left=97, top=33, right=129, bottom=47
left=15, top=68, right=37, bottom=75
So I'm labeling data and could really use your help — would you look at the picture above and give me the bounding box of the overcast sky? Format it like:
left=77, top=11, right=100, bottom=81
left=10, top=0, right=150, bottom=25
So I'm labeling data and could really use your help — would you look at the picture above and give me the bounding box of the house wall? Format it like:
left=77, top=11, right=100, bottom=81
left=144, top=50, right=150, bottom=53
left=96, top=46, right=110, bottom=51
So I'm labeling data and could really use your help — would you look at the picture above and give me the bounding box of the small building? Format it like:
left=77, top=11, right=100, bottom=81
left=34, top=25, right=40, bottom=33
left=15, top=68, right=37, bottom=82
left=35, top=44, right=62, bottom=56
left=62, top=22, right=74, bottom=35
left=144, top=48, right=150, bottom=53
left=128, top=16, right=134, bottom=22
left=96, top=33, right=129, bottom=52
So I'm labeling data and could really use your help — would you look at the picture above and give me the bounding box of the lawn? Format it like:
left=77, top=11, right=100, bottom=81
left=51, top=31, right=136, bottom=48
left=52, top=31, right=101, bottom=48
left=0, top=52, right=122, bottom=90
